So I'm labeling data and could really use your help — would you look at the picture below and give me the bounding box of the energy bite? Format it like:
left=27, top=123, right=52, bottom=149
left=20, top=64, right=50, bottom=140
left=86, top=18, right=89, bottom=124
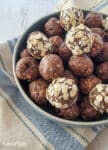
left=60, top=7, right=84, bottom=31
left=68, top=55, right=94, bottom=77
left=20, top=49, right=31, bottom=58
left=27, top=31, right=51, bottom=59
left=59, top=42, right=72, bottom=61
left=66, top=24, right=93, bottom=55
left=62, top=70, right=78, bottom=84
left=85, top=12, right=103, bottom=28
left=80, top=96, right=100, bottom=120
left=29, top=78, right=48, bottom=105
left=89, top=83, right=108, bottom=113
left=91, top=28, right=104, bottom=38
left=96, top=42, right=108, bottom=62
left=49, top=36, right=63, bottom=54
left=96, top=61, right=108, bottom=81
left=89, top=33, right=103, bottom=58
left=46, top=78, right=78, bottom=109
left=57, top=104, right=79, bottom=120
left=79, top=75, right=101, bottom=94
left=39, top=54, right=64, bottom=81
left=16, top=57, right=39, bottom=81
left=44, top=17, right=64, bottom=37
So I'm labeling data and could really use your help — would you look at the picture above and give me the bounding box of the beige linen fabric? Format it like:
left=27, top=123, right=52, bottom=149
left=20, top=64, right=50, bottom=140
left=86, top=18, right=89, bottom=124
left=0, top=89, right=55, bottom=150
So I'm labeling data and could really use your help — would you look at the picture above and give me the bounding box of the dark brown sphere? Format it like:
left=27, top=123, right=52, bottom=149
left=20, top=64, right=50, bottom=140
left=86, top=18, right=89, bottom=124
left=68, top=55, right=94, bottom=77
left=85, top=12, right=103, bottom=28
left=96, top=61, right=108, bottom=81
left=96, top=42, right=108, bottom=62
left=20, top=49, right=31, bottom=58
left=59, top=42, right=72, bottom=61
left=90, top=33, right=103, bottom=58
left=57, top=104, right=79, bottom=120
left=29, top=78, right=48, bottom=105
left=79, top=75, right=101, bottom=94
left=16, top=57, right=39, bottom=81
left=80, top=96, right=100, bottom=120
left=49, top=36, right=63, bottom=54
left=44, top=17, right=64, bottom=37
left=91, top=28, right=104, bottom=37
left=62, top=70, right=78, bottom=84
left=39, top=54, right=64, bottom=81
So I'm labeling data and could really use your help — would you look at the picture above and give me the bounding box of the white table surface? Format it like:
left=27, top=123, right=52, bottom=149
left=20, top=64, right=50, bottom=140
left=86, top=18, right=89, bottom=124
left=0, top=0, right=108, bottom=150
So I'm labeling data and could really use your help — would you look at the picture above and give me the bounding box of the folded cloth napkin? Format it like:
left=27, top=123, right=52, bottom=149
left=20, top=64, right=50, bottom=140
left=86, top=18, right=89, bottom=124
left=0, top=1, right=108, bottom=150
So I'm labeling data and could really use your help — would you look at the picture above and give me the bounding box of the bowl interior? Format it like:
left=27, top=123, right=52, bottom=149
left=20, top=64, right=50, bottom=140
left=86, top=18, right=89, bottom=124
left=13, top=10, right=108, bottom=126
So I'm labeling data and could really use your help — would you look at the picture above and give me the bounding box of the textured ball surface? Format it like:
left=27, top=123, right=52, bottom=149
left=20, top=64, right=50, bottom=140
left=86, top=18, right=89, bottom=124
left=89, top=83, right=108, bottom=113
left=80, top=96, right=100, bottom=120
left=46, top=78, right=78, bottom=109
left=96, top=61, right=108, bottom=81
left=90, top=33, right=103, bottom=58
left=49, top=36, right=63, bottom=54
left=60, top=7, right=84, bottom=31
left=29, top=78, right=48, bottom=105
left=27, top=31, right=51, bottom=59
left=57, top=104, right=79, bottom=120
left=69, top=55, right=94, bottom=77
left=39, top=54, right=64, bottom=81
left=79, top=75, right=101, bottom=94
left=66, top=24, right=93, bottom=55
left=16, top=57, right=39, bottom=81
left=59, top=42, right=72, bottom=61
left=85, top=12, right=103, bottom=28
left=44, top=17, right=64, bottom=37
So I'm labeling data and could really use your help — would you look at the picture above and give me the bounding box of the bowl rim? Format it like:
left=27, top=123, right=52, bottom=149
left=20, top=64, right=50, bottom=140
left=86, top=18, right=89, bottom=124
left=13, top=11, right=108, bottom=127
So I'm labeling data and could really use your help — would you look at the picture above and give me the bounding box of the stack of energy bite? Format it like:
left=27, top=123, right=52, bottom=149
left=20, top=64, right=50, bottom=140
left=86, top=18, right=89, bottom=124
left=16, top=7, right=108, bottom=121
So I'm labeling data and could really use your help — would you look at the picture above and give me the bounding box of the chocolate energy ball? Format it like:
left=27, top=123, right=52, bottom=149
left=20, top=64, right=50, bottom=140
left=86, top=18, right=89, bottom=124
left=85, top=12, right=103, bottom=28
left=80, top=96, right=100, bottom=120
left=44, top=17, right=64, bottom=37
left=96, top=61, right=108, bottom=81
left=89, top=83, right=108, bottom=113
left=96, top=42, right=108, bottom=62
left=16, top=57, right=39, bottom=81
left=49, top=36, right=63, bottom=54
left=89, top=33, right=103, bottom=58
left=60, top=7, right=84, bottom=31
left=29, top=78, right=48, bottom=105
left=59, top=42, right=72, bottom=61
left=68, top=55, right=94, bottom=77
left=79, top=75, right=101, bottom=94
left=57, top=104, right=79, bottom=120
left=46, top=78, right=78, bottom=109
left=91, top=28, right=104, bottom=38
left=27, top=31, right=51, bottom=59
left=66, top=24, right=93, bottom=55
left=20, top=49, right=31, bottom=58
left=62, top=70, right=78, bottom=84
left=102, top=17, right=108, bottom=30
left=39, top=54, right=64, bottom=81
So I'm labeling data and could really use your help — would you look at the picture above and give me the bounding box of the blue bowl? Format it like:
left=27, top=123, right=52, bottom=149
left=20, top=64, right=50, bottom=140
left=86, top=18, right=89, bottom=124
left=13, top=11, right=108, bottom=127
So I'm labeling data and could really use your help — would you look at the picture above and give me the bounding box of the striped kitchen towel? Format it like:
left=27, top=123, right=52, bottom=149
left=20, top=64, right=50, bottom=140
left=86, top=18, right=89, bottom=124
left=0, top=0, right=108, bottom=150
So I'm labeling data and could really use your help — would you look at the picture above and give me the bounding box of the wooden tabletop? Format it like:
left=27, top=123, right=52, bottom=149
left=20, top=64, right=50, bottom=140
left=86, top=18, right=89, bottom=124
left=0, top=0, right=107, bottom=150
